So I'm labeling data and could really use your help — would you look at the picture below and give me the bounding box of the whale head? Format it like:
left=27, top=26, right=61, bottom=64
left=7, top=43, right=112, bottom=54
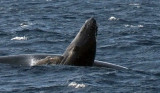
left=79, top=17, right=97, bottom=40
left=61, top=17, right=98, bottom=66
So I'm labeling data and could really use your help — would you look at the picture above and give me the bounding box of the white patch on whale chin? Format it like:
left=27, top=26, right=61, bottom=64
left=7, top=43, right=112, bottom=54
left=11, top=36, right=28, bottom=40
left=68, top=82, right=86, bottom=88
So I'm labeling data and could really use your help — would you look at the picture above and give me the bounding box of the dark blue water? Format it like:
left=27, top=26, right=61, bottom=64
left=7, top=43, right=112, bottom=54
left=0, top=0, right=160, bottom=92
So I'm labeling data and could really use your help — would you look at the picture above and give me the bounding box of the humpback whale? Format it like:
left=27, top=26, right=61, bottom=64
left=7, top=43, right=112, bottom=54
left=0, top=18, right=128, bottom=70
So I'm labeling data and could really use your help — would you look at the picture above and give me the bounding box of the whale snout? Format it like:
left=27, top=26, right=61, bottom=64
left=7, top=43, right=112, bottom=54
left=82, top=17, right=97, bottom=37
left=85, top=17, right=96, bottom=24
left=85, top=17, right=97, bottom=29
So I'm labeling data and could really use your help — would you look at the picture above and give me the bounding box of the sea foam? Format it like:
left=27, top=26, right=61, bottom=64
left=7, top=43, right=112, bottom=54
left=68, top=82, right=86, bottom=88
left=11, top=36, right=28, bottom=40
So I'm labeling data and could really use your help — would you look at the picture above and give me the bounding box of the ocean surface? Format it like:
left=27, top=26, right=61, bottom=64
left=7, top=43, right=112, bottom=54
left=0, top=0, right=160, bottom=93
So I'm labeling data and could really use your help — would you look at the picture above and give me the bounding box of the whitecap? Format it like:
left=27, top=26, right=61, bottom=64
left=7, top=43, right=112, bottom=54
left=20, top=22, right=33, bottom=28
left=138, top=25, right=144, bottom=28
left=68, top=82, right=77, bottom=86
left=68, top=82, right=86, bottom=88
left=129, top=3, right=140, bottom=6
left=124, top=24, right=143, bottom=28
left=108, top=16, right=119, bottom=21
left=124, top=24, right=130, bottom=27
left=129, top=3, right=140, bottom=8
left=11, top=36, right=28, bottom=40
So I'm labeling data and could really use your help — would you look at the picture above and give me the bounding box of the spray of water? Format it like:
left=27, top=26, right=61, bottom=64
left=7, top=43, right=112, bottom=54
left=29, top=58, right=39, bottom=66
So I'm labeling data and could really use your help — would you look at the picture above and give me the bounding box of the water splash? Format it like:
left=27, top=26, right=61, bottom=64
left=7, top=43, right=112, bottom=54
left=30, top=58, right=38, bottom=66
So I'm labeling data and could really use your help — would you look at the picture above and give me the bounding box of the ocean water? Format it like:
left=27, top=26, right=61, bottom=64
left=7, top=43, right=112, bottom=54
left=0, top=0, right=160, bottom=93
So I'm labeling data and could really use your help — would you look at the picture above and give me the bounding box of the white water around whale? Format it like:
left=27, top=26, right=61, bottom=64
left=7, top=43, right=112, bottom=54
left=30, top=58, right=38, bottom=66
